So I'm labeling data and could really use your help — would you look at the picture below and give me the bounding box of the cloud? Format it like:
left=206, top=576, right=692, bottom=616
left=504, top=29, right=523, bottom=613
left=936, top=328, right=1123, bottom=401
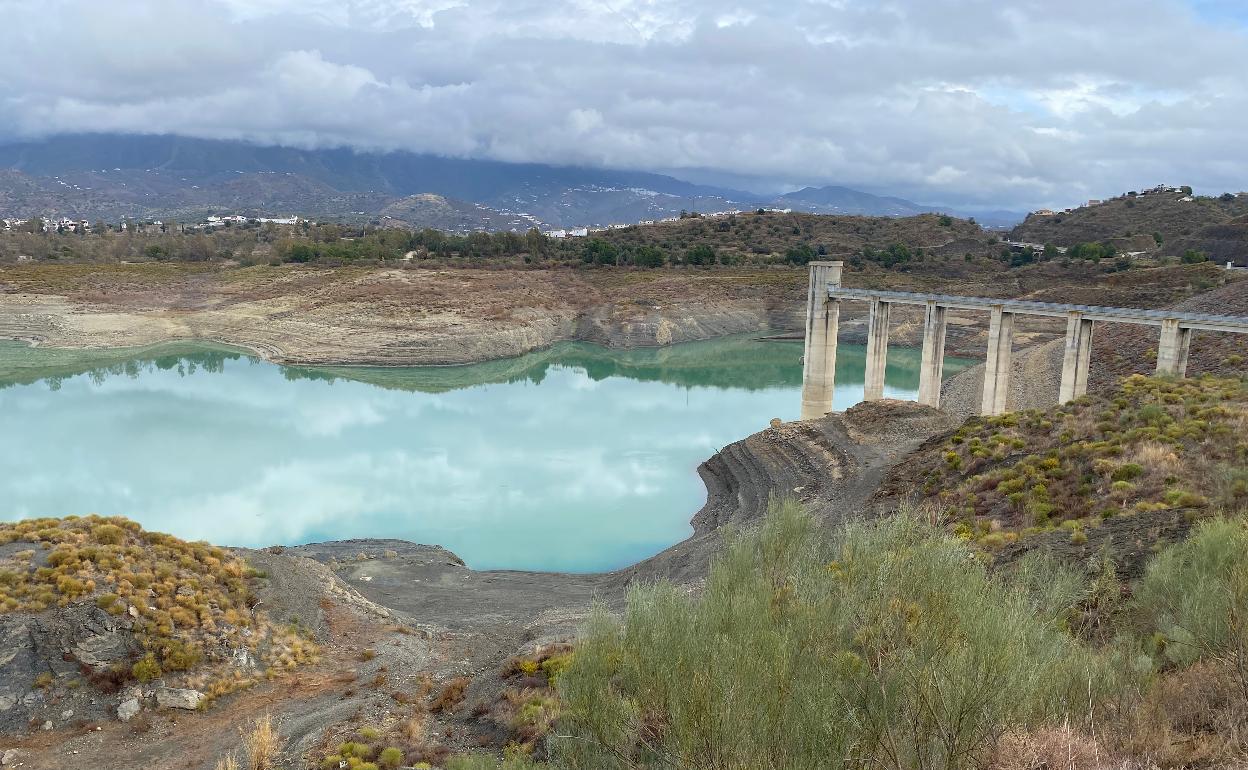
left=0, top=0, right=1245, bottom=208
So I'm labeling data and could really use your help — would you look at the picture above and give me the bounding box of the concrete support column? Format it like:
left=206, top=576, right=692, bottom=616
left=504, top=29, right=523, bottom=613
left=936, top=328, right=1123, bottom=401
left=863, top=298, right=891, bottom=401
left=917, top=301, right=948, bottom=408
left=980, top=306, right=1015, bottom=416
left=1058, top=312, right=1095, bottom=403
left=1156, top=319, right=1193, bottom=377
left=800, top=261, right=844, bottom=420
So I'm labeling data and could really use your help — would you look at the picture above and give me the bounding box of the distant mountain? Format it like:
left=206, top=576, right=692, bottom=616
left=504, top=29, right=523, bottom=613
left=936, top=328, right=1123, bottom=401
left=0, top=134, right=1024, bottom=230
left=773, top=186, right=931, bottom=217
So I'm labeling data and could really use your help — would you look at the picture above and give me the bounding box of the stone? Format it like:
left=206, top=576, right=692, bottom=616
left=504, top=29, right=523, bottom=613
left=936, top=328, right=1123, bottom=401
left=117, top=698, right=140, bottom=722
left=155, top=687, right=205, bottom=711
left=1, top=748, right=20, bottom=765
left=41, top=720, right=52, bottom=731
left=128, top=605, right=139, bottom=619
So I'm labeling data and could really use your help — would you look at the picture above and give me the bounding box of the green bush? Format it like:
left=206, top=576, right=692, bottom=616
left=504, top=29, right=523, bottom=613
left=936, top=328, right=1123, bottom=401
left=553, top=500, right=1100, bottom=770
left=132, top=653, right=162, bottom=682
left=1134, top=518, right=1248, bottom=698
left=378, top=748, right=404, bottom=769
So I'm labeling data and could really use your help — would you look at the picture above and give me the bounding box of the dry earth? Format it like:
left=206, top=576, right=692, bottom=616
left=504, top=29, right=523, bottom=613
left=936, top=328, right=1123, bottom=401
left=0, top=261, right=1231, bottom=367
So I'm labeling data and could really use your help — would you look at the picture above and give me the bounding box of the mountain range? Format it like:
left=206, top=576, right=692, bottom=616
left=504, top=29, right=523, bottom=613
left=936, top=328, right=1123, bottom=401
left=0, top=134, right=1024, bottom=231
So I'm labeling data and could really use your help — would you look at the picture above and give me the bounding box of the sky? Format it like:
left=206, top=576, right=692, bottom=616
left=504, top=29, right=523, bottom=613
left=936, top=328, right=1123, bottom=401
left=0, top=0, right=1245, bottom=210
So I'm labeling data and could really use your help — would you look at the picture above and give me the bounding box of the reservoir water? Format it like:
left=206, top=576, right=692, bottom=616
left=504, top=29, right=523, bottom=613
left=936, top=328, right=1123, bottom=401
left=0, top=336, right=971, bottom=572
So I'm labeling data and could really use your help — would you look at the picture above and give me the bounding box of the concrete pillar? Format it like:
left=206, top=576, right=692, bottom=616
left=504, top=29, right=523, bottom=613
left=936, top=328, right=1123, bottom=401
left=980, top=306, right=1015, bottom=416
left=800, top=261, right=844, bottom=420
left=863, top=298, right=891, bottom=401
left=1156, top=319, right=1192, bottom=377
left=917, top=301, right=948, bottom=408
left=1058, top=312, right=1095, bottom=403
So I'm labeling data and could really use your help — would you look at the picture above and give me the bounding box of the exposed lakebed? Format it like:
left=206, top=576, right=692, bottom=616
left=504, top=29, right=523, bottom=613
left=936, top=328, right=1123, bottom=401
left=0, top=335, right=970, bottom=571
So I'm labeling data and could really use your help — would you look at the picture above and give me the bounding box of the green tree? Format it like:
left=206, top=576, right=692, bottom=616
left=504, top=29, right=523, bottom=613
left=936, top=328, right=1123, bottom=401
left=1181, top=249, right=1208, bottom=264
left=633, top=245, right=666, bottom=269
left=526, top=224, right=546, bottom=258
left=582, top=239, right=619, bottom=266
left=784, top=243, right=817, bottom=265
left=684, top=244, right=716, bottom=266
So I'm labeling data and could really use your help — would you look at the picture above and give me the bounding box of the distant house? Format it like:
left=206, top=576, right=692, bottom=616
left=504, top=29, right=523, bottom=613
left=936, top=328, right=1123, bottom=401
left=1033, top=209, right=1056, bottom=216
left=568, top=228, right=588, bottom=237
left=546, top=229, right=567, bottom=238
left=1086, top=199, right=1103, bottom=207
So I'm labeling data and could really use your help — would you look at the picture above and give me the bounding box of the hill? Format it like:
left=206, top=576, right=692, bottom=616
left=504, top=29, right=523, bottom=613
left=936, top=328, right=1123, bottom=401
left=1010, top=189, right=1248, bottom=258
left=588, top=210, right=1002, bottom=264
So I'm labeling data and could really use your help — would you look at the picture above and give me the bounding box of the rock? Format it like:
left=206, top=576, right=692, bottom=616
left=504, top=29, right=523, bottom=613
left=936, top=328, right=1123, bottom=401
left=41, top=720, right=52, bottom=730
left=155, top=687, right=205, bottom=710
left=1, top=748, right=20, bottom=765
left=117, top=698, right=140, bottom=722
left=128, top=605, right=139, bottom=618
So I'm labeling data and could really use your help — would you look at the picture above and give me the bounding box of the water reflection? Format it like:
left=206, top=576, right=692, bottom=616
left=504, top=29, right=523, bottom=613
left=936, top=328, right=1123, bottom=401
left=0, top=337, right=970, bottom=572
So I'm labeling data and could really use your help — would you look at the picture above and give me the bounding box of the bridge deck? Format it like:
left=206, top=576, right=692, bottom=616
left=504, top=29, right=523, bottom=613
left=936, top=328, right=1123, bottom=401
left=826, top=287, right=1248, bottom=334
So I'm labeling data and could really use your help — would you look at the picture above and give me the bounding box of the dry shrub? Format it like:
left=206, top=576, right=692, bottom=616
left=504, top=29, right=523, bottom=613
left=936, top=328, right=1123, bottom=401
left=243, top=714, right=280, bottom=770
left=430, top=676, right=472, bottom=713
left=214, top=755, right=239, bottom=770
left=1129, top=442, right=1181, bottom=478
left=991, top=725, right=1112, bottom=769
left=1109, top=662, right=1248, bottom=767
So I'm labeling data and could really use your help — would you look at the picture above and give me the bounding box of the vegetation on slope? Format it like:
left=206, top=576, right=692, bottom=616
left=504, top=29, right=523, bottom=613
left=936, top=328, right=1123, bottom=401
left=0, top=515, right=317, bottom=702
left=1010, top=190, right=1248, bottom=252
left=908, top=375, right=1247, bottom=551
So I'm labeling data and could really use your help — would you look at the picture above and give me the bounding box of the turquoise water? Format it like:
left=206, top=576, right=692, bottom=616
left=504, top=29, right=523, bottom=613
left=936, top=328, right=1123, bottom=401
left=0, top=336, right=970, bottom=572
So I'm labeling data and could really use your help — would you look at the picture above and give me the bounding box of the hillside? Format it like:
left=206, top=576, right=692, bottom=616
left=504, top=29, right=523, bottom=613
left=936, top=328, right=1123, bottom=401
left=1010, top=190, right=1248, bottom=255
left=590, top=210, right=1001, bottom=263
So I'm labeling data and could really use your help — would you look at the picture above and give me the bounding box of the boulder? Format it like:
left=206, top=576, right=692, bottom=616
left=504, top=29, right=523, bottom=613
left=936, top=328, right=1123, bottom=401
left=1, top=748, right=21, bottom=766
left=155, top=687, right=205, bottom=711
left=117, top=698, right=141, bottom=722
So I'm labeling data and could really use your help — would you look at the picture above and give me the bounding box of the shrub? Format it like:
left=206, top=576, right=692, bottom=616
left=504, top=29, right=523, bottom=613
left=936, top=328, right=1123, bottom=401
left=244, top=714, right=280, bottom=770
left=378, top=747, right=404, bottom=769
left=553, top=500, right=1099, bottom=770
left=132, top=653, right=162, bottom=682
left=1134, top=518, right=1248, bottom=701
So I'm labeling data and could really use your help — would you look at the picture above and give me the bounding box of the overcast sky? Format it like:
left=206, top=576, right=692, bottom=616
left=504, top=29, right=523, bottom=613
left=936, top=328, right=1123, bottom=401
left=1, top=0, right=1245, bottom=210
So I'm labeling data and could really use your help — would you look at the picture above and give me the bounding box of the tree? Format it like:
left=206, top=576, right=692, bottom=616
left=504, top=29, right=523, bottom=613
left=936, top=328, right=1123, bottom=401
left=525, top=228, right=545, bottom=258
left=1181, top=249, right=1208, bottom=264
left=284, top=243, right=316, bottom=263
left=938, top=214, right=954, bottom=227
left=1221, top=192, right=1237, bottom=202
left=785, top=243, right=817, bottom=265
left=634, top=245, right=665, bottom=269
left=684, top=244, right=716, bottom=266
left=583, top=239, right=619, bottom=266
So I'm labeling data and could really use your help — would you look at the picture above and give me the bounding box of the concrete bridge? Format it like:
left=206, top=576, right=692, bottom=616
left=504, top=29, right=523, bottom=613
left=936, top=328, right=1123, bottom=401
left=800, top=261, right=1248, bottom=420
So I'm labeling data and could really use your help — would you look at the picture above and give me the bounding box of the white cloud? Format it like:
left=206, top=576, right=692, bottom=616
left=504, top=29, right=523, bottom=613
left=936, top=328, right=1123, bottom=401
left=0, top=0, right=1245, bottom=208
